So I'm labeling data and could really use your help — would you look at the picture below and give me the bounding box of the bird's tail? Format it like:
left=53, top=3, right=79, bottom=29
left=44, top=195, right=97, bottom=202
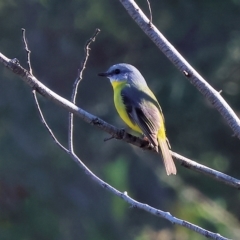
left=158, top=137, right=177, bottom=175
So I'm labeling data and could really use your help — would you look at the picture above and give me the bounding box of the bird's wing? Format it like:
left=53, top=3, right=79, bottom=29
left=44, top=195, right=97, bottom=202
left=121, top=86, right=162, bottom=147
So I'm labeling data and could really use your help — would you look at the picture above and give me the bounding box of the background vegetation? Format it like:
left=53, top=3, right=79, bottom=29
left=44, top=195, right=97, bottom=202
left=0, top=0, right=240, bottom=239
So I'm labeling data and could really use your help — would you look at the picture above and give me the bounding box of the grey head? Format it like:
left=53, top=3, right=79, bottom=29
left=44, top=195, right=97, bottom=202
left=98, top=63, right=148, bottom=87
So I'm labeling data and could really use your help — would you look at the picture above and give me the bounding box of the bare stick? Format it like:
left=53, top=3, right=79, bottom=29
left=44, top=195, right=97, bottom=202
left=71, top=29, right=100, bottom=104
left=32, top=90, right=69, bottom=152
left=68, top=29, right=100, bottom=152
left=146, top=0, right=152, bottom=24
left=0, top=53, right=239, bottom=192
left=119, top=0, right=240, bottom=139
left=21, top=29, right=68, bottom=152
left=21, top=28, right=33, bottom=75
left=172, top=151, right=240, bottom=189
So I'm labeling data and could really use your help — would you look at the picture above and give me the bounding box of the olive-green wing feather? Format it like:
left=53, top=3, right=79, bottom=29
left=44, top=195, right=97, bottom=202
left=121, top=86, right=162, bottom=147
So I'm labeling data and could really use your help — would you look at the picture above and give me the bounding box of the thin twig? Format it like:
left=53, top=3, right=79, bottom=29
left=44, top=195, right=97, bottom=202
left=21, top=28, right=33, bottom=75
left=71, top=28, right=100, bottom=104
left=21, top=29, right=68, bottom=152
left=146, top=0, right=152, bottom=25
left=32, top=90, right=69, bottom=152
left=68, top=29, right=100, bottom=152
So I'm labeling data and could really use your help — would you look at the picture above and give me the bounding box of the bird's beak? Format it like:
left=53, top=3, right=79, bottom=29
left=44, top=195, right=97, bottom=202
left=98, top=72, right=109, bottom=77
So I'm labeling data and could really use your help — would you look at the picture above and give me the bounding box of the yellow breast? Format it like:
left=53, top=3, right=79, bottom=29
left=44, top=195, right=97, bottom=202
left=111, top=81, right=142, bottom=133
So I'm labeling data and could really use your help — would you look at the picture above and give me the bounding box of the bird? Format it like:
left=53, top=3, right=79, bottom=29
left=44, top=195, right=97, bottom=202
left=98, top=63, right=176, bottom=175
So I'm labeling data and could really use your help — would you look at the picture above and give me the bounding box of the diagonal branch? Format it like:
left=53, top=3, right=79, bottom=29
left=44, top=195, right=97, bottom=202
left=119, top=0, right=240, bottom=139
left=172, top=152, right=240, bottom=189
left=0, top=52, right=239, bottom=192
left=32, top=90, right=69, bottom=153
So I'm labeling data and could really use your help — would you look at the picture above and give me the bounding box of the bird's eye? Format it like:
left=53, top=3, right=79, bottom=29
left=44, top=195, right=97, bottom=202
left=114, top=69, right=120, bottom=74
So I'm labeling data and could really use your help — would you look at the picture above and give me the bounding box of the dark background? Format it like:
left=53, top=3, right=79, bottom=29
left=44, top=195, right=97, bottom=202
left=0, top=0, right=240, bottom=239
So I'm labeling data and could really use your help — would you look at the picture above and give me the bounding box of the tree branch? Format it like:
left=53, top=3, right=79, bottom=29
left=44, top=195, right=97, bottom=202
left=0, top=52, right=239, bottom=194
left=119, top=0, right=240, bottom=139
left=32, top=89, right=69, bottom=153
left=172, top=152, right=240, bottom=189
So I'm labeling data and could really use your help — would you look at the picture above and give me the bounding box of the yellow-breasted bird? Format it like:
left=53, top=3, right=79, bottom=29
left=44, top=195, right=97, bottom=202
left=98, top=63, right=176, bottom=175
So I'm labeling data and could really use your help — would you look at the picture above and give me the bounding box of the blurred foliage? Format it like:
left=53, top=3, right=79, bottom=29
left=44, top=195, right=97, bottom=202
left=0, top=0, right=240, bottom=239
